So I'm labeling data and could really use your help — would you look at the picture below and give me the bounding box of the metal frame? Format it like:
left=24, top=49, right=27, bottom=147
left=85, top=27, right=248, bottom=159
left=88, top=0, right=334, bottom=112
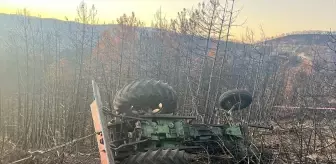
left=90, top=80, right=115, bottom=164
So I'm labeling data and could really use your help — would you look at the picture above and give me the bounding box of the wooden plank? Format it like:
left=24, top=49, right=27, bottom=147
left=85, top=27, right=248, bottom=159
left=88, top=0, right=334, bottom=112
left=91, top=80, right=115, bottom=164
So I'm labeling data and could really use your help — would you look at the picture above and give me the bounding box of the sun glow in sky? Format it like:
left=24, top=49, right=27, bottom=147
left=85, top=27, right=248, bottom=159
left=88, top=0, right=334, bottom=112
left=1, top=0, right=336, bottom=40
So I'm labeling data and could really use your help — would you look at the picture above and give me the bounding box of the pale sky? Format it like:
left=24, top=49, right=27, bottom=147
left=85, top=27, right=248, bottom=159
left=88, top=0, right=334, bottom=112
left=0, top=0, right=335, bottom=40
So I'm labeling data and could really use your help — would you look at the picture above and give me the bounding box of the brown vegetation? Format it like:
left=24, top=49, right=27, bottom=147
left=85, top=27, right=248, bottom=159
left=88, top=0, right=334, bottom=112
left=1, top=0, right=336, bottom=163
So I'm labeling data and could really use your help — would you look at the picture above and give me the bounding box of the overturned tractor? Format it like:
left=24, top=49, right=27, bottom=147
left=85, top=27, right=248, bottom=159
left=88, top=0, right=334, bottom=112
left=90, top=79, right=273, bottom=164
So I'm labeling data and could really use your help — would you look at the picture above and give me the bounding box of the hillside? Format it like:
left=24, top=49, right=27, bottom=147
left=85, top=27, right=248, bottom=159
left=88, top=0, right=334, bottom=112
left=1, top=13, right=335, bottom=94
left=0, top=14, right=240, bottom=49
left=1, top=13, right=335, bottom=81
left=1, top=13, right=334, bottom=50
left=2, top=8, right=336, bottom=164
left=265, top=33, right=333, bottom=46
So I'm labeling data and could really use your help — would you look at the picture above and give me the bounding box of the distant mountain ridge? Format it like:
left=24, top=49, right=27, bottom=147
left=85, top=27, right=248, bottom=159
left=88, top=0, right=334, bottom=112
left=264, top=33, right=334, bottom=46
left=0, top=13, right=335, bottom=49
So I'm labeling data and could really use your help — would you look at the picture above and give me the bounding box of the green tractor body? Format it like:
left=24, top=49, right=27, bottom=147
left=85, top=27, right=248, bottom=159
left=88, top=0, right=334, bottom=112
left=109, top=115, right=256, bottom=164
left=93, top=79, right=273, bottom=164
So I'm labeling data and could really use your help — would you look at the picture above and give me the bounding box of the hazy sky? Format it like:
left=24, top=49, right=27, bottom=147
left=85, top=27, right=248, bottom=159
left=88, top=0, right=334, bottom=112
left=0, top=0, right=335, bottom=40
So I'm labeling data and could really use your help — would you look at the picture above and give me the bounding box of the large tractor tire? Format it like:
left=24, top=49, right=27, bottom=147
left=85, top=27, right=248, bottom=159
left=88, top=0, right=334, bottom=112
left=113, top=79, right=178, bottom=115
left=218, top=89, right=253, bottom=111
left=121, top=149, right=193, bottom=164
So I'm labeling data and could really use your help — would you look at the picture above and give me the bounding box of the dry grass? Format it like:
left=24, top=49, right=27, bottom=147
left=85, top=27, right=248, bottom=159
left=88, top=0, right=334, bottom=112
left=251, top=118, right=336, bottom=163
left=0, top=139, right=100, bottom=164
left=2, top=111, right=336, bottom=164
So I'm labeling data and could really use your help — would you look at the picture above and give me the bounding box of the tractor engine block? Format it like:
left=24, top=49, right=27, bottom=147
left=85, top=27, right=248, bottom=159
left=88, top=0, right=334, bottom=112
left=109, top=115, right=249, bottom=163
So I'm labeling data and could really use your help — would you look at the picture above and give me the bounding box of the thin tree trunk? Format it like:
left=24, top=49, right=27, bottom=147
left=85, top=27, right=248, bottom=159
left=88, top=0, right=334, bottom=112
left=204, top=0, right=230, bottom=123
left=210, top=0, right=235, bottom=124
left=195, top=3, right=218, bottom=122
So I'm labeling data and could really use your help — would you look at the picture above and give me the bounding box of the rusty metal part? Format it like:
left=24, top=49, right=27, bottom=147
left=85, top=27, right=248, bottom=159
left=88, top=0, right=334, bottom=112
left=91, top=80, right=115, bottom=164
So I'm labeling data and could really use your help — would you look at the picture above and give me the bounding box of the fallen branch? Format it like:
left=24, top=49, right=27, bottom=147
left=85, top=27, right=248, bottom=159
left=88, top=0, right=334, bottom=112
left=8, top=155, right=33, bottom=164
left=273, top=106, right=336, bottom=111
left=9, top=133, right=96, bottom=164
left=315, top=140, right=336, bottom=152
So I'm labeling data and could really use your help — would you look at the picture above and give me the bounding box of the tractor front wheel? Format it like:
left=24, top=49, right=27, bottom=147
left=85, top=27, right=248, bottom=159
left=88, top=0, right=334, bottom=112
left=218, top=89, right=253, bottom=111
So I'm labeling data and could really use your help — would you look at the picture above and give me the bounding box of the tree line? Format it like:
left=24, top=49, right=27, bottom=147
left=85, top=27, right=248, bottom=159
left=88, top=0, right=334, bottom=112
left=0, top=0, right=335, bottom=158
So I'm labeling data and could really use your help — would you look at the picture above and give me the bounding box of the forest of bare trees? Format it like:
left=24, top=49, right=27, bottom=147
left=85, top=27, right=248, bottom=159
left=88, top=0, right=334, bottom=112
left=1, top=0, right=336, bottom=163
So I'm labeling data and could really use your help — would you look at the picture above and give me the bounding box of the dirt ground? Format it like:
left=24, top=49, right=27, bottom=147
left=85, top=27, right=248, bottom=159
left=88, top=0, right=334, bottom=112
left=251, top=119, right=336, bottom=163
left=0, top=140, right=101, bottom=164
left=2, top=119, right=336, bottom=164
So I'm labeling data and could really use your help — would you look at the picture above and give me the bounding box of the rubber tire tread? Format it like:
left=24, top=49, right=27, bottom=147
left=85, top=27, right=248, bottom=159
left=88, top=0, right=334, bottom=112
left=121, top=149, right=191, bottom=164
left=218, top=89, right=252, bottom=111
left=113, top=79, right=178, bottom=115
